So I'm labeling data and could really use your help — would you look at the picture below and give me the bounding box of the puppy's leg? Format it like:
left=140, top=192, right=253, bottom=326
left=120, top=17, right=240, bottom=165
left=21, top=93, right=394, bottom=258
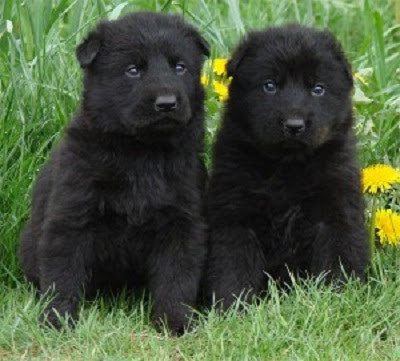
left=311, top=206, right=369, bottom=281
left=19, top=220, right=40, bottom=286
left=19, top=163, right=52, bottom=287
left=206, top=227, right=266, bottom=311
left=39, top=223, right=93, bottom=329
left=148, top=219, right=206, bottom=335
left=311, top=223, right=369, bottom=281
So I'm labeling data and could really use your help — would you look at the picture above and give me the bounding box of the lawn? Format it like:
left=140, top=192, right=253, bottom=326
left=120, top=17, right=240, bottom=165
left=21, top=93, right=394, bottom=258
left=1, top=0, right=400, bottom=359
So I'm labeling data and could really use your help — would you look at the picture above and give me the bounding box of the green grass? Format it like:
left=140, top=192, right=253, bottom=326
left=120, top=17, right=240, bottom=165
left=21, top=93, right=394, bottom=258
left=1, top=272, right=400, bottom=360
left=1, top=0, right=400, bottom=359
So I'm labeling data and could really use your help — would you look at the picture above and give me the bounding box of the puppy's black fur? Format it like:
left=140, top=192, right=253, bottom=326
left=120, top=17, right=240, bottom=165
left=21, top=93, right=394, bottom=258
left=205, top=25, right=369, bottom=309
left=19, top=12, right=209, bottom=334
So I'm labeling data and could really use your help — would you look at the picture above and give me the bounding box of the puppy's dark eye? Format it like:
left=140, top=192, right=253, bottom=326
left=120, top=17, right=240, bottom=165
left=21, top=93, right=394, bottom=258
left=125, top=65, right=140, bottom=78
left=263, top=80, right=277, bottom=94
left=175, top=62, right=187, bottom=75
left=311, top=84, right=325, bottom=96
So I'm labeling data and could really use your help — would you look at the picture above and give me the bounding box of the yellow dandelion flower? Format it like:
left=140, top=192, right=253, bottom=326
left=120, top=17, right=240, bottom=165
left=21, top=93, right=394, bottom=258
left=213, top=80, right=229, bottom=102
left=362, top=164, right=400, bottom=194
left=213, top=58, right=228, bottom=76
left=375, top=209, right=400, bottom=246
left=201, top=74, right=210, bottom=86
left=354, top=72, right=369, bottom=86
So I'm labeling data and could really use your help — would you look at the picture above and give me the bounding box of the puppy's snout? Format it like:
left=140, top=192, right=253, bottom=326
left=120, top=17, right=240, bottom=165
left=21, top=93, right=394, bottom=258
left=154, top=95, right=177, bottom=113
left=284, top=118, right=305, bottom=136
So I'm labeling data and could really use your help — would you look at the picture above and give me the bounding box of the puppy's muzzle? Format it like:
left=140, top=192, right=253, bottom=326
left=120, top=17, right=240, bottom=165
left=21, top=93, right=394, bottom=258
left=154, top=95, right=178, bottom=113
left=283, top=118, right=305, bottom=137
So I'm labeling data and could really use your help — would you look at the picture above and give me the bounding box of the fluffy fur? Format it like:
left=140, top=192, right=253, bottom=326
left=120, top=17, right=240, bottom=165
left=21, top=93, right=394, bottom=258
left=19, top=12, right=209, bottom=334
left=204, top=25, right=369, bottom=309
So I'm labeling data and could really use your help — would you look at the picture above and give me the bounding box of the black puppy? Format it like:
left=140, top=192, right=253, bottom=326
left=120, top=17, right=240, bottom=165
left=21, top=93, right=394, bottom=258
left=19, top=12, right=209, bottom=334
left=205, top=25, right=369, bottom=309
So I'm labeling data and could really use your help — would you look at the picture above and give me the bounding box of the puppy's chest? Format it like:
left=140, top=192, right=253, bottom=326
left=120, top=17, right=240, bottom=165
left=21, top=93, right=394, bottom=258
left=258, top=167, right=321, bottom=232
left=97, top=169, right=177, bottom=224
left=265, top=171, right=314, bottom=207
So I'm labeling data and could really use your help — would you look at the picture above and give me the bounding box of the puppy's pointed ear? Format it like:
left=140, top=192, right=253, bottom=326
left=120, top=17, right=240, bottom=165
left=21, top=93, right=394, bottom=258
left=76, top=28, right=103, bottom=68
left=188, top=28, right=210, bottom=57
left=227, top=38, right=249, bottom=78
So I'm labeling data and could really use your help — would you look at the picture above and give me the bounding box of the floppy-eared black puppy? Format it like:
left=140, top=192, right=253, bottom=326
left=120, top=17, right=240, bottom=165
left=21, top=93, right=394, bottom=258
left=205, top=25, right=369, bottom=309
left=19, top=12, right=210, bottom=333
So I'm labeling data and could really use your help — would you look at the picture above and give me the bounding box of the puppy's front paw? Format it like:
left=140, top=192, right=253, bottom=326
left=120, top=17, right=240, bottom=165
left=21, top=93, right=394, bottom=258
left=152, top=306, right=193, bottom=336
left=40, top=297, right=77, bottom=329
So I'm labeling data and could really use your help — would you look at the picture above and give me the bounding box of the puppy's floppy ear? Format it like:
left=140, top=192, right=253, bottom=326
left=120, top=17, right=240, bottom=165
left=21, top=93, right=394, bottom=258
left=227, top=38, right=249, bottom=77
left=338, top=52, right=353, bottom=88
left=76, top=27, right=103, bottom=68
left=197, top=34, right=211, bottom=57
left=341, top=56, right=353, bottom=88
left=187, top=28, right=210, bottom=57
left=321, top=30, right=353, bottom=88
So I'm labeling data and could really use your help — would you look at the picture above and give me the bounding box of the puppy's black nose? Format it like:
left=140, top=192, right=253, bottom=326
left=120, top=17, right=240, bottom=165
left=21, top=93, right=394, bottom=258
left=284, top=118, right=305, bottom=136
left=154, top=95, right=177, bottom=112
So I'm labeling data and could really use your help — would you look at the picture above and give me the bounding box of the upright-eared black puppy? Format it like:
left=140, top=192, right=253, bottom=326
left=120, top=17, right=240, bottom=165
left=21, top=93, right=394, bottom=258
left=205, top=25, right=369, bottom=309
left=19, top=12, right=210, bottom=333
